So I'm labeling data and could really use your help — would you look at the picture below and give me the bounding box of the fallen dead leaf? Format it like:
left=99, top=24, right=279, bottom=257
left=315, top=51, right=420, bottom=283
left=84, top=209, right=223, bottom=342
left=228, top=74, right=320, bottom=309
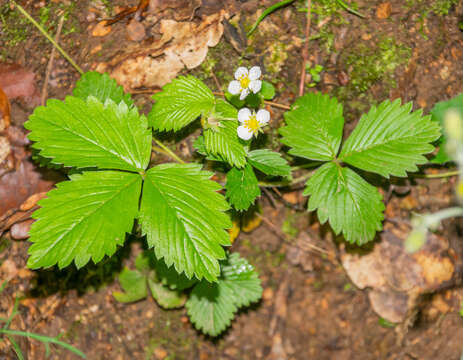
left=126, top=19, right=146, bottom=41
left=0, top=62, right=40, bottom=106
left=92, top=21, right=112, bottom=37
left=341, top=222, right=457, bottom=324
left=10, top=218, right=34, bottom=240
left=0, top=86, right=11, bottom=131
left=376, top=2, right=391, bottom=19
left=96, top=11, right=225, bottom=91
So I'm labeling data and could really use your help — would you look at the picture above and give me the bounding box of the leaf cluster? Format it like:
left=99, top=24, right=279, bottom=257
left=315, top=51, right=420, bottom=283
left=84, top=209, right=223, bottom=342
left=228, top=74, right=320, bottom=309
left=25, top=72, right=233, bottom=282
left=115, top=252, right=262, bottom=336
left=280, top=93, right=440, bottom=244
left=149, top=76, right=289, bottom=212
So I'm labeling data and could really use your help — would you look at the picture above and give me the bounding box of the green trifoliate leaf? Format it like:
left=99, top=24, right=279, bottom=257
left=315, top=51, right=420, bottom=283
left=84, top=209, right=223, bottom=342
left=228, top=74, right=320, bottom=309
left=247, top=149, right=291, bottom=177
left=430, top=94, right=463, bottom=164
left=204, top=121, right=247, bottom=168
left=149, top=75, right=215, bottom=131
left=304, top=162, right=384, bottom=245
left=147, top=278, right=187, bottom=309
left=186, top=253, right=262, bottom=337
left=73, top=71, right=134, bottom=107
left=113, top=267, right=148, bottom=303
left=25, top=96, right=151, bottom=172
left=339, top=99, right=441, bottom=178
left=138, top=163, right=232, bottom=282
left=154, top=258, right=197, bottom=291
left=225, top=164, right=261, bottom=211
left=260, top=81, right=275, bottom=100
left=27, top=171, right=142, bottom=269
left=280, top=92, right=344, bottom=161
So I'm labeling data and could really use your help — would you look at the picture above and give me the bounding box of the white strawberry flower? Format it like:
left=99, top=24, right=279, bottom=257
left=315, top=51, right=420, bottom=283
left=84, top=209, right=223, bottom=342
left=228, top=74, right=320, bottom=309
left=228, top=66, right=262, bottom=100
left=237, top=107, right=270, bottom=141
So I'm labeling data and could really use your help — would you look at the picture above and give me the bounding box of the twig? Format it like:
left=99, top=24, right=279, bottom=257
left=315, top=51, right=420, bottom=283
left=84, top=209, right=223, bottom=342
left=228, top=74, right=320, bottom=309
left=298, top=0, right=312, bottom=97
left=11, top=0, right=83, bottom=75
left=152, top=139, right=185, bottom=164
left=212, top=91, right=291, bottom=110
left=41, top=15, right=65, bottom=106
left=412, top=170, right=460, bottom=179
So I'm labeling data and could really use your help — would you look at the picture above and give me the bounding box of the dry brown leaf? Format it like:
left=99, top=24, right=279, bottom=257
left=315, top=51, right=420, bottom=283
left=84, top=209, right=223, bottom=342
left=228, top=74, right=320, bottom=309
left=341, top=222, right=457, bottom=323
left=376, top=2, right=392, bottom=19
left=0, top=86, right=11, bottom=131
left=95, top=11, right=225, bottom=91
left=92, top=21, right=112, bottom=37
left=0, top=62, right=40, bottom=106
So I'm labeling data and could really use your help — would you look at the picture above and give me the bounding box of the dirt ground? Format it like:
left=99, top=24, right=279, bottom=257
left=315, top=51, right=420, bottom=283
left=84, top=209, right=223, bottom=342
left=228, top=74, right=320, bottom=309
left=1, top=0, right=463, bottom=359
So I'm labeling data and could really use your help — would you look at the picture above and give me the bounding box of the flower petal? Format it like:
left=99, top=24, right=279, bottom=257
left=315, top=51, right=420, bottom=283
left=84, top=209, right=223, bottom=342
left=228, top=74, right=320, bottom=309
left=249, top=66, right=261, bottom=80
left=228, top=80, right=241, bottom=95
left=256, top=109, right=270, bottom=124
left=234, top=67, right=248, bottom=80
left=238, top=108, right=252, bottom=123
left=249, top=80, right=262, bottom=94
left=239, top=88, right=250, bottom=100
left=237, top=125, right=253, bottom=140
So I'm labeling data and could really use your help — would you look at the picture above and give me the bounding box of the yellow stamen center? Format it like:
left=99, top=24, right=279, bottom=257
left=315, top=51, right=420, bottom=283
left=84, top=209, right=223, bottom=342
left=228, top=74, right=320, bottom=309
left=239, top=75, right=250, bottom=89
left=244, top=115, right=260, bottom=134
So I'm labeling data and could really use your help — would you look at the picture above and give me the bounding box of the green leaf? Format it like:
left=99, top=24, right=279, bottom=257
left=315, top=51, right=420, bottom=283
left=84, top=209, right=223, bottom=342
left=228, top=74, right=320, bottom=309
left=27, top=171, right=142, bottom=269
left=113, top=267, right=147, bottom=303
left=149, top=75, right=214, bottom=131
left=280, top=92, right=344, bottom=161
left=138, top=163, right=231, bottom=282
left=304, top=162, right=384, bottom=245
left=25, top=97, right=151, bottom=172
left=247, top=149, right=291, bottom=177
left=154, top=258, right=197, bottom=290
left=73, top=71, right=133, bottom=107
left=429, top=94, right=463, bottom=164
left=339, top=99, right=441, bottom=178
left=260, top=81, right=275, bottom=100
left=204, top=121, right=247, bottom=168
left=147, top=278, right=187, bottom=309
left=225, top=164, right=261, bottom=211
left=193, top=136, right=225, bottom=162
left=186, top=253, right=262, bottom=336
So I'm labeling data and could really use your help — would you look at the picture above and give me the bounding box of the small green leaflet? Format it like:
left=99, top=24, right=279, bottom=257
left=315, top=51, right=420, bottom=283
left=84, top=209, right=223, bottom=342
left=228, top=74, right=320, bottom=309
left=113, top=254, right=187, bottom=308
left=72, top=71, right=134, bottom=107
left=260, top=81, right=275, bottom=100
left=155, top=258, right=197, bottom=291
left=430, top=94, right=463, bottom=164
left=203, top=99, right=247, bottom=168
left=138, top=163, right=232, bottom=282
left=149, top=75, right=215, bottom=131
left=204, top=121, right=247, bottom=168
left=339, top=99, right=441, bottom=178
left=147, top=278, right=187, bottom=309
left=113, top=267, right=147, bottom=303
left=225, top=164, right=261, bottom=211
left=27, top=171, right=142, bottom=269
left=186, top=253, right=262, bottom=336
left=304, top=162, right=384, bottom=245
left=280, top=92, right=344, bottom=161
left=247, top=149, right=291, bottom=177
left=25, top=97, right=151, bottom=172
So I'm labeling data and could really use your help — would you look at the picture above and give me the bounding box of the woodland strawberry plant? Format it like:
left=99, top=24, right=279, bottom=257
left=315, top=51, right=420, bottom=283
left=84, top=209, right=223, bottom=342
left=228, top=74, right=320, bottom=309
left=24, top=65, right=441, bottom=336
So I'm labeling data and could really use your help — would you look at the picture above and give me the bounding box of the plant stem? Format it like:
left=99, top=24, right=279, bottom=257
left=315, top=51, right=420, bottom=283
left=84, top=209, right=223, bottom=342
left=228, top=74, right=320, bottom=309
left=152, top=139, right=185, bottom=164
left=299, top=0, right=312, bottom=97
left=11, top=0, right=83, bottom=75
left=336, top=0, right=366, bottom=18
left=413, top=170, right=460, bottom=179
left=0, top=329, right=86, bottom=359
left=212, top=91, right=291, bottom=110
left=259, top=170, right=314, bottom=187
